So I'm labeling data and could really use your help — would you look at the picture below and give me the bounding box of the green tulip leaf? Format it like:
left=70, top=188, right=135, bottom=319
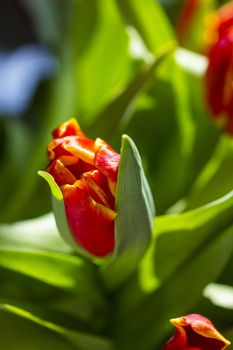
left=38, top=171, right=63, bottom=200
left=154, top=190, right=233, bottom=283
left=0, top=302, right=114, bottom=350
left=101, top=135, right=155, bottom=289
left=112, top=189, right=233, bottom=348
left=118, top=190, right=233, bottom=314
left=0, top=265, right=107, bottom=328
left=0, top=213, right=70, bottom=253
left=113, top=224, right=233, bottom=350
left=0, top=248, right=104, bottom=306
left=87, top=43, right=175, bottom=140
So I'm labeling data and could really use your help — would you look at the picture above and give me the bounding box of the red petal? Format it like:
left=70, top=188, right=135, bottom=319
left=218, top=2, right=233, bottom=36
left=52, top=118, right=85, bottom=138
left=48, top=137, right=70, bottom=160
left=94, top=144, right=120, bottom=184
left=62, top=136, right=95, bottom=165
left=81, top=170, right=113, bottom=209
left=205, top=34, right=233, bottom=122
left=62, top=184, right=116, bottom=257
left=47, top=160, right=77, bottom=186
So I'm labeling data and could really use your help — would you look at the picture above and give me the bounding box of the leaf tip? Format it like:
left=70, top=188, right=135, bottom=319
left=121, top=134, right=135, bottom=150
left=38, top=170, right=63, bottom=200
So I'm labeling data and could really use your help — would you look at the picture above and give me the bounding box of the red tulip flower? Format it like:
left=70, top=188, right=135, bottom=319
left=164, top=314, right=230, bottom=350
left=205, top=2, right=233, bottom=134
left=45, top=118, right=120, bottom=257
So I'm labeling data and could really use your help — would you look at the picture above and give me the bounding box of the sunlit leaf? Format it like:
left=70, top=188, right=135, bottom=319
left=0, top=213, right=69, bottom=252
left=113, top=225, right=233, bottom=350
left=101, top=135, right=155, bottom=289
left=87, top=44, right=174, bottom=141
left=0, top=303, right=114, bottom=350
left=0, top=248, right=104, bottom=306
left=73, top=0, right=131, bottom=122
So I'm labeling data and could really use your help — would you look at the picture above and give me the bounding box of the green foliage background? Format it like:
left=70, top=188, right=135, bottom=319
left=1, top=0, right=233, bottom=349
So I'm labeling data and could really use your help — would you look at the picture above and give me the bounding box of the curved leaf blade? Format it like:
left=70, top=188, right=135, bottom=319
left=113, top=225, right=233, bottom=350
left=87, top=45, right=174, bottom=140
left=101, top=135, right=155, bottom=289
left=0, top=303, right=114, bottom=350
left=0, top=248, right=104, bottom=306
left=0, top=213, right=69, bottom=253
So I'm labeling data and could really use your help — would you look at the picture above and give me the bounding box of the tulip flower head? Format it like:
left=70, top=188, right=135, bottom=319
left=205, top=2, right=233, bottom=134
left=45, top=118, right=120, bottom=257
left=164, top=314, right=230, bottom=350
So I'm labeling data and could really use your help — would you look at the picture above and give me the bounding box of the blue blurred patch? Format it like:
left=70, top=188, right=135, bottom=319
left=0, top=44, right=57, bottom=117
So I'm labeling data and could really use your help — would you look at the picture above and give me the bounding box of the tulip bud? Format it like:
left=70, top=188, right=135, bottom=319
left=39, top=118, right=154, bottom=285
left=40, top=118, right=120, bottom=258
left=205, top=2, right=233, bottom=134
left=164, top=314, right=230, bottom=350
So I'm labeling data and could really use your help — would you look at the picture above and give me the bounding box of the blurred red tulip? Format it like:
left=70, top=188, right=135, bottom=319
left=164, top=314, right=230, bottom=350
left=205, top=2, right=233, bottom=134
left=46, top=118, right=120, bottom=257
left=176, top=0, right=202, bottom=43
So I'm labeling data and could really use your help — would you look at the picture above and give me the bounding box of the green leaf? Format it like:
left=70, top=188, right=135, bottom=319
left=168, top=48, right=221, bottom=213
left=73, top=0, right=131, bottom=123
left=0, top=303, right=114, bottom=350
left=154, top=190, right=233, bottom=282
left=184, top=137, right=233, bottom=211
left=87, top=44, right=174, bottom=141
left=38, top=171, right=63, bottom=200
left=0, top=120, right=32, bottom=211
left=101, top=135, right=155, bottom=289
left=0, top=213, right=70, bottom=253
left=125, top=55, right=195, bottom=213
left=0, top=266, right=105, bottom=328
left=115, top=0, right=174, bottom=52
left=0, top=248, right=104, bottom=306
left=113, top=225, right=233, bottom=350
left=113, top=189, right=233, bottom=348
left=118, top=190, right=233, bottom=314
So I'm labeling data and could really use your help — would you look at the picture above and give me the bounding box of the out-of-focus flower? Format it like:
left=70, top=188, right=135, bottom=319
left=0, top=44, right=57, bottom=117
left=163, top=313, right=230, bottom=350
left=205, top=2, right=233, bottom=134
left=176, top=0, right=202, bottom=44
left=46, top=118, right=120, bottom=257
